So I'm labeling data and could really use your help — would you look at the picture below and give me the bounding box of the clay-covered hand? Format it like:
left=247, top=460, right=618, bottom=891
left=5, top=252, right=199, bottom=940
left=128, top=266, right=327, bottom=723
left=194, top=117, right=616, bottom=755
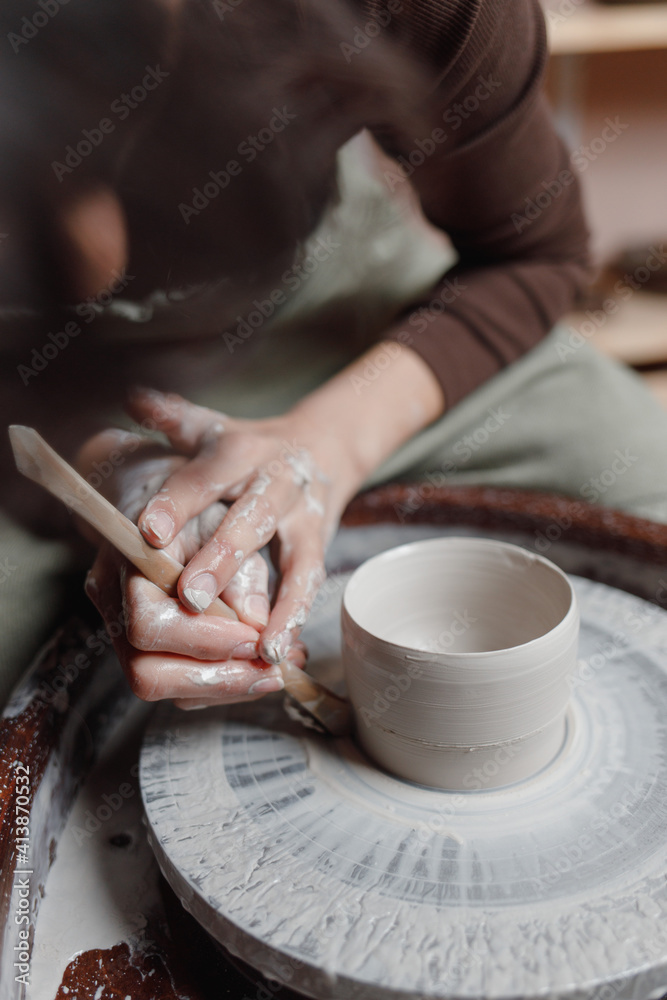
left=77, top=429, right=305, bottom=708
left=125, top=387, right=361, bottom=667
left=78, top=339, right=444, bottom=703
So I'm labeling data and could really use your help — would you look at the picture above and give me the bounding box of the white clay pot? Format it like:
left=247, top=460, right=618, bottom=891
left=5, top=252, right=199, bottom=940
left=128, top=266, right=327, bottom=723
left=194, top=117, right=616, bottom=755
left=341, top=537, right=579, bottom=790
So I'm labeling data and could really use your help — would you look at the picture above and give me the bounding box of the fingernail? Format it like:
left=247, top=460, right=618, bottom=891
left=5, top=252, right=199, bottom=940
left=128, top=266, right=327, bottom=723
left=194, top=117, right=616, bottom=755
left=84, top=571, right=98, bottom=596
left=143, top=510, right=174, bottom=544
left=232, top=641, right=259, bottom=659
left=261, top=632, right=290, bottom=665
left=244, top=595, right=270, bottom=627
left=179, top=702, right=210, bottom=711
left=248, top=672, right=285, bottom=695
left=182, top=573, right=218, bottom=612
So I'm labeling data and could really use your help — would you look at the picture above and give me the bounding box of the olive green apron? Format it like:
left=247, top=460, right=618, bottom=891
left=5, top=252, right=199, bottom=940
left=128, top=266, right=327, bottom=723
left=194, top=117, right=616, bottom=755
left=3, top=131, right=667, bottom=706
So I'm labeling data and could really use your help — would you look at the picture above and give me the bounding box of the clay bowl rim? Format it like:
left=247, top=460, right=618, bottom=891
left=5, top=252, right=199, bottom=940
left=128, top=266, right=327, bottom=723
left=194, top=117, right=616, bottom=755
left=341, top=535, right=578, bottom=663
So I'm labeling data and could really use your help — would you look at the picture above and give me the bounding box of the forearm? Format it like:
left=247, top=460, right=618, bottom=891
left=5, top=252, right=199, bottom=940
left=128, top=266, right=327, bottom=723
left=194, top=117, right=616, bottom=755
left=286, top=340, right=445, bottom=487
left=368, top=0, right=591, bottom=409
left=384, top=249, right=589, bottom=409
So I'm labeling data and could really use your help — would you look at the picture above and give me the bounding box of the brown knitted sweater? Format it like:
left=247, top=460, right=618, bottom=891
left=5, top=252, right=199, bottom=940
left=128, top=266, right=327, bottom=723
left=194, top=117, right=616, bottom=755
left=355, top=0, right=591, bottom=409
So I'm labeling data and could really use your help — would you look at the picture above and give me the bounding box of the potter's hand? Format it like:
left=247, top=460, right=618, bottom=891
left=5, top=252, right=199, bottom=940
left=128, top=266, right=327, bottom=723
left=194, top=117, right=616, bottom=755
left=126, top=388, right=357, bottom=666
left=77, top=431, right=303, bottom=708
left=126, top=341, right=445, bottom=666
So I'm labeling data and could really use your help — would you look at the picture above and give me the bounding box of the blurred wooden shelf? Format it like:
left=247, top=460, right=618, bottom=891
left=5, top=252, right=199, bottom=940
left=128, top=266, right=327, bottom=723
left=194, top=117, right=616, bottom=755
left=565, top=289, right=667, bottom=407
left=566, top=290, right=667, bottom=366
left=546, top=1, right=667, bottom=54
left=640, top=368, right=667, bottom=407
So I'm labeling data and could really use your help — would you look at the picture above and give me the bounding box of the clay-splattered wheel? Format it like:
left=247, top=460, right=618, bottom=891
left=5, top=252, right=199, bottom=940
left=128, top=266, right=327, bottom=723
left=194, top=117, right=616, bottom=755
left=140, top=527, right=667, bottom=1000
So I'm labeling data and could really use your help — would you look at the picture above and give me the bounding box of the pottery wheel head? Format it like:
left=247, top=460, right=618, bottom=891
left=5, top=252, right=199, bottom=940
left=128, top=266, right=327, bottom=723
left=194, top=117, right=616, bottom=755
left=141, top=574, right=667, bottom=1000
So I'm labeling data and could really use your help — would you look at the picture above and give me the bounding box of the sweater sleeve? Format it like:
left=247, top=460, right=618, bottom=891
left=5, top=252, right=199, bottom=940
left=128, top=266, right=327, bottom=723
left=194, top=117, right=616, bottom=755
left=366, top=0, right=592, bottom=410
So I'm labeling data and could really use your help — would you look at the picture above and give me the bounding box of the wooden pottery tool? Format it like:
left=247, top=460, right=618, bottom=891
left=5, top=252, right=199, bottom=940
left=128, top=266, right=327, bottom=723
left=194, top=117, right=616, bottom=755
left=8, top=424, right=352, bottom=737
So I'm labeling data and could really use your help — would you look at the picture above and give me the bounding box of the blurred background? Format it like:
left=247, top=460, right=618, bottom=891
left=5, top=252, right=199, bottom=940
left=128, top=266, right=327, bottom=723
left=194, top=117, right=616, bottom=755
left=542, top=0, right=667, bottom=404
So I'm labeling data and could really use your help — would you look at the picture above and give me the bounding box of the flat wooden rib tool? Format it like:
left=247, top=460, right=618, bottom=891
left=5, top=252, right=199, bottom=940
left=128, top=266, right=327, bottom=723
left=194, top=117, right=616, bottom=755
left=8, top=425, right=352, bottom=737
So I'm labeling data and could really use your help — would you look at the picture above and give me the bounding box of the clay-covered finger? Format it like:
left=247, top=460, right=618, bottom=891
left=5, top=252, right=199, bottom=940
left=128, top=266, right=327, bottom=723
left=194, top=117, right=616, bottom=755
left=172, top=644, right=306, bottom=708
left=125, top=387, right=226, bottom=454
left=221, top=551, right=271, bottom=629
left=259, top=533, right=326, bottom=664
left=136, top=438, right=252, bottom=548
left=178, top=472, right=296, bottom=613
left=122, top=565, right=260, bottom=660
left=123, top=652, right=284, bottom=702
